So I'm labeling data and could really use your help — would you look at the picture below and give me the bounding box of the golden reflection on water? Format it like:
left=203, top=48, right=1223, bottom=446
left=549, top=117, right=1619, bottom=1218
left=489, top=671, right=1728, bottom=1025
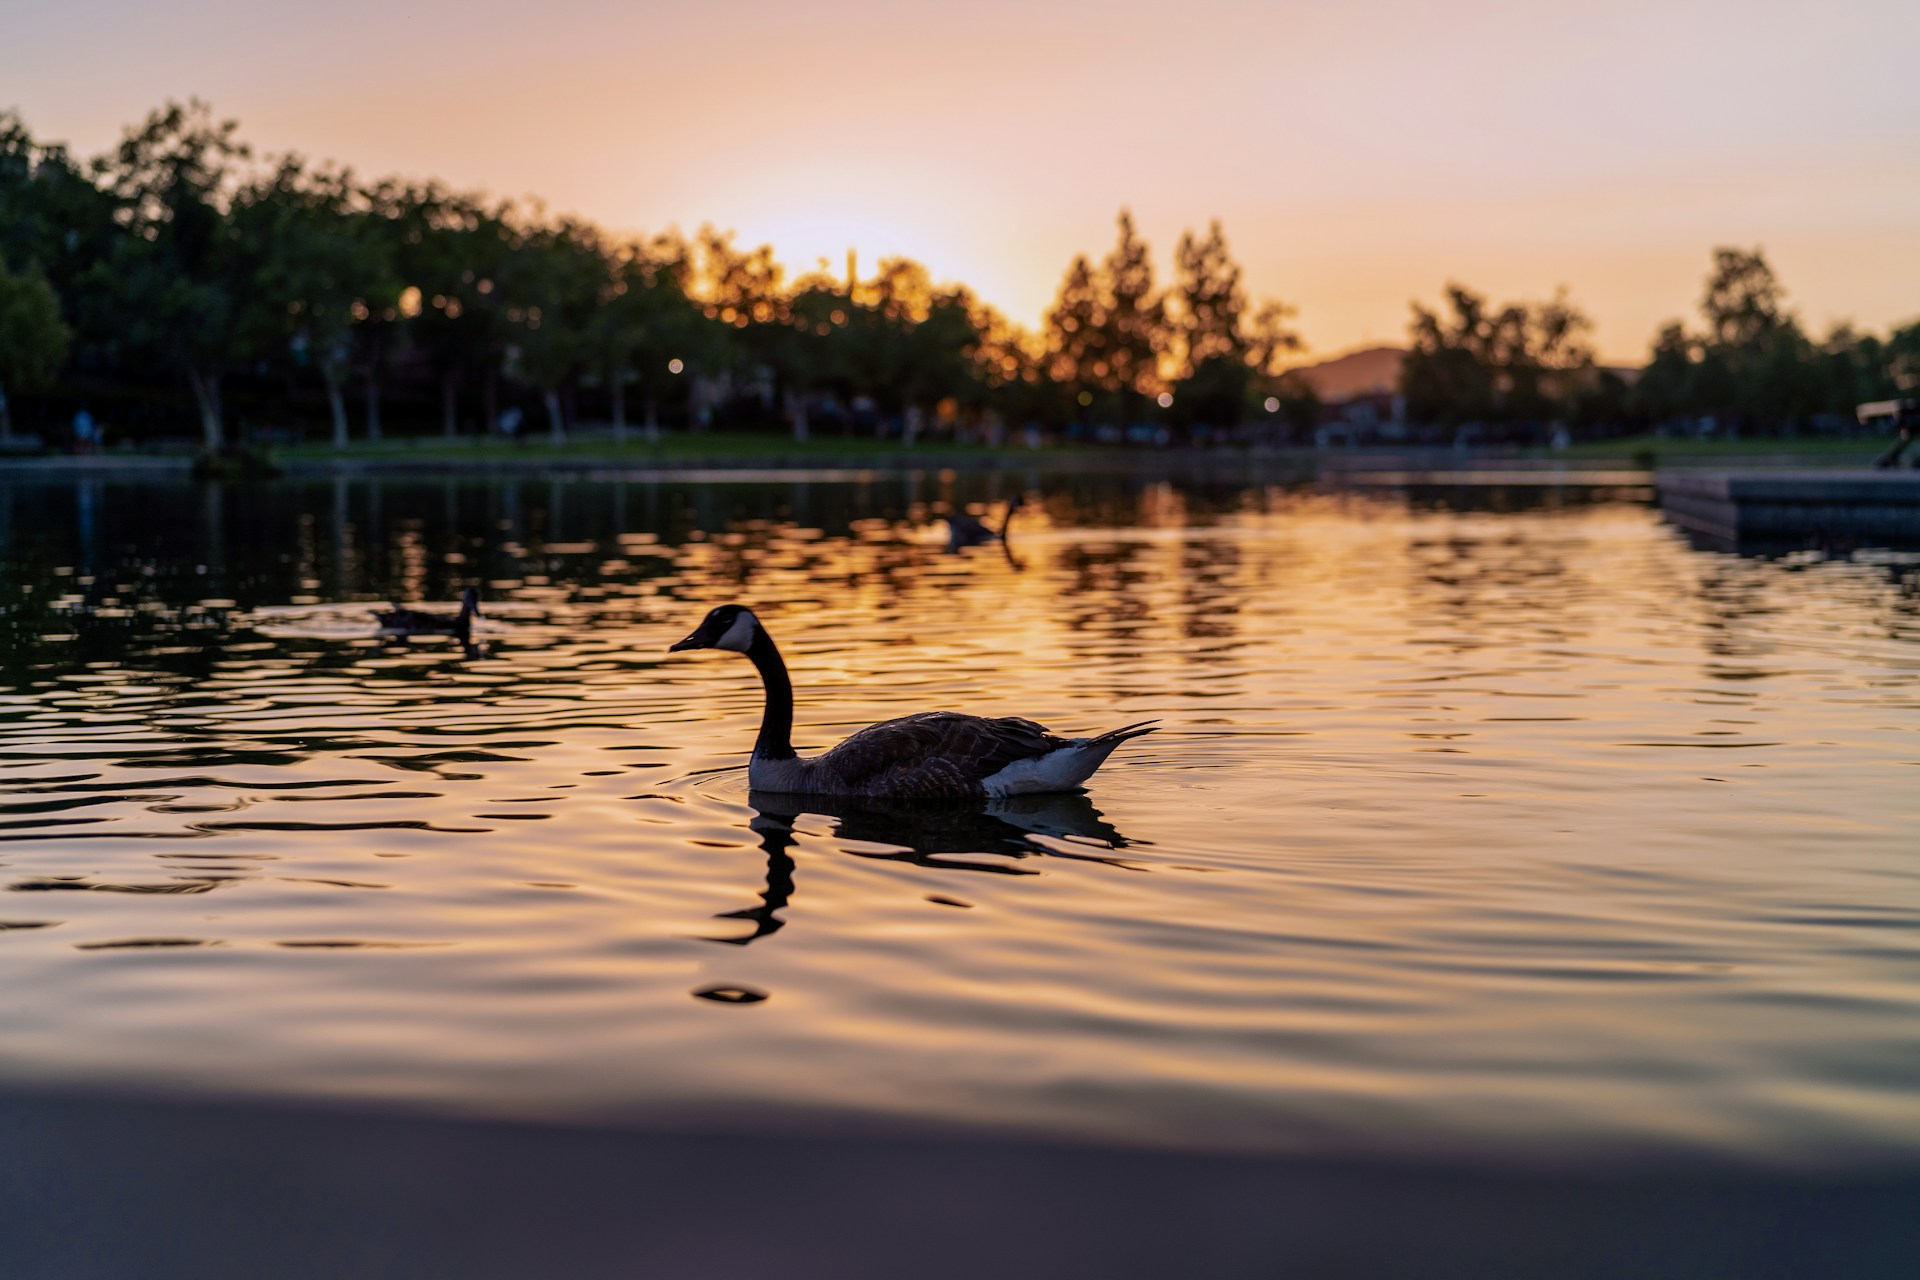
left=0, top=474, right=1917, bottom=1164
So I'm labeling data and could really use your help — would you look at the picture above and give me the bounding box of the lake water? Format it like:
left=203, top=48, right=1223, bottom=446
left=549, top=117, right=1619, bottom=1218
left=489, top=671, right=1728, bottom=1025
left=1, top=468, right=1916, bottom=1170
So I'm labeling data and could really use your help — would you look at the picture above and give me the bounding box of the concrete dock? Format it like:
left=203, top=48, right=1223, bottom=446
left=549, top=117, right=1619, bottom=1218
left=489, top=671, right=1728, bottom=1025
left=1658, top=469, right=1920, bottom=546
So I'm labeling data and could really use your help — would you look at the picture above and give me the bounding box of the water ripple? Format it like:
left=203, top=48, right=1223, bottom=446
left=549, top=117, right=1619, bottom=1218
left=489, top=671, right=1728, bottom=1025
left=0, top=474, right=1914, bottom=1166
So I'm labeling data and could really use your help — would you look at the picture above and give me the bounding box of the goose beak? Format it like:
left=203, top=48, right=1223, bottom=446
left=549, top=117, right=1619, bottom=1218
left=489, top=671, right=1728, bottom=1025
left=668, top=633, right=702, bottom=652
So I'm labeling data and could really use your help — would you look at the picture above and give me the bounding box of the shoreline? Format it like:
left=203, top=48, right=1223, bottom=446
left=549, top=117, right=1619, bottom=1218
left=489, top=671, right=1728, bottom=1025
left=0, top=441, right=1889, bottom=483
left=0, top=445, right=1295, bottom=481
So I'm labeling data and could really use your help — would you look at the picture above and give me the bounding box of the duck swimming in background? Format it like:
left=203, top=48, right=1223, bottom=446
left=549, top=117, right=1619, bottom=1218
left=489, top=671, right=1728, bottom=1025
left=668, top=604, right=1156, bottom=800
left=373, top=586, right=481, bottom=639
left=945, top=494, right=1024, bottom=553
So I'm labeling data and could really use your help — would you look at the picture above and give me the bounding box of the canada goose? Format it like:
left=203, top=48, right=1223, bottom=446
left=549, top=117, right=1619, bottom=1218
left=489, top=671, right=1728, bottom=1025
left=668, top=604, right=1156, bottom=800
left=373, top=586, right=481, bottom=638
left=946, top=494, right=1024, bottom=552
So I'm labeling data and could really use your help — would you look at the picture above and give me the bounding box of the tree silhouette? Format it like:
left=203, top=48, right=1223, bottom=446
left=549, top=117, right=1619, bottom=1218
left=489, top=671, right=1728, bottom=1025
left=387, top=186, right=511, bottom=439
left=1629, top=247, right=1850, bottom=435
left=231, top=158, right=397, bottom=446
left=1403, top=283, right=1594, bottom=432
left=1171, top=220, right=1247, bottom=371
left=595, top=233, right=699, bottom=441
left=1044, top=252, right=1102, bottom=419
left=1169, top=220, right=1251, bottom=428
left=1094, top=209, right=1163, bottom=416
left=0, top=258, right=68, bottom=441
left=503, top=216, right=612, bottom=443
left=1701, top=248, right=1786, bottom=350
left=89, top=101, right=257, bottom=450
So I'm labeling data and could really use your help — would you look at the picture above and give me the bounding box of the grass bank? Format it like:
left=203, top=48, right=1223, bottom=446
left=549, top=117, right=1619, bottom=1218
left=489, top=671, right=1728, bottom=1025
left=2, top=431, right=1897, bottom=481
left=272, top=432, right=1081, bottom=467
left=274, top=431, right=1895, bottom=467
left=1562, top=435, right=1890, bottom=465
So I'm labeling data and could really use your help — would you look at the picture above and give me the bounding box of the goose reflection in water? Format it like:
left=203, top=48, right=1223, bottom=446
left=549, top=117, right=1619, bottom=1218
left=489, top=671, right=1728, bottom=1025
left=704, top=789, right=1140, bottom=946
left=378, top=636, right=487, bottom=661
left=944, top=495, right=1026, bottom=569
left=372, top=588, right=489, bottom=660
left=943, top=494, right=1020, bottom=549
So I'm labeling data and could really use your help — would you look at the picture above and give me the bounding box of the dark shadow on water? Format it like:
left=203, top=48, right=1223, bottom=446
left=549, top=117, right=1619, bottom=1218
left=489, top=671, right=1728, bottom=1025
left=378, top=634, right=488, bottom=662
left=705, top=790, right=1136, bottom=946
left=3, top=1089, right=1915, bottom=1280
left=1677, top=525, right=1920, bottom=559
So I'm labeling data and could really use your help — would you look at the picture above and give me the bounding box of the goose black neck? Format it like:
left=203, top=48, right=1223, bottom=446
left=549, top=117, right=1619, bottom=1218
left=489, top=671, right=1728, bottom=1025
left=746, top=629, right=795, bottom=760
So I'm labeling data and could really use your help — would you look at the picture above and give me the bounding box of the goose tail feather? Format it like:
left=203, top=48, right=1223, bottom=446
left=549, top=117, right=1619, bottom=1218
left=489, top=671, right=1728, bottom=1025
left=982, top=721, right=1158, bottom=796
left=1088, top=719, right=1159, bottom=745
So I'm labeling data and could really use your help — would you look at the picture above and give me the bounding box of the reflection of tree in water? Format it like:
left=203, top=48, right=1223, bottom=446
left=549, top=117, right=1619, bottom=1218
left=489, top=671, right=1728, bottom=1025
left=0, top=470, right=1347, bottom=694
left=704, top=790, right=1138, bottom=946
left=0, top=484, right=244, bottom=688
left=1178, top=536, right=1243, bottom=641
left=1691, top=552, right=1920, bottom=660
left=0, top=471, right=1306, bottom=639
left=1057, top=539, right=1156, bottom=640
left=1035, top=470, right=1305, bottom=529
left=1401, top=526, right=1591, bottom=650
left=1049, top=483, right=1317, bottom=649
left=1875, top=562, right=1920, bottom=650
left=1892, top=565, right=1920, bottom=637
left=1690, top=558, right=1792, bottom=662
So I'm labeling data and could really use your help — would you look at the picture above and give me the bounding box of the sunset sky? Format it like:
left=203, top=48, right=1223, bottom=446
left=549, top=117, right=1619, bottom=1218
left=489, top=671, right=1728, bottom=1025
left=5, top=0, right=1916, bottom=363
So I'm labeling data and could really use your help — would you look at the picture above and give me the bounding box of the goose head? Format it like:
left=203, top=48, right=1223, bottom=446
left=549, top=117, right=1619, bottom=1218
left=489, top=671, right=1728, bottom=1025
left=669, top=603, right=761, bottom=653
left=461, top=586, right=483, bottom=616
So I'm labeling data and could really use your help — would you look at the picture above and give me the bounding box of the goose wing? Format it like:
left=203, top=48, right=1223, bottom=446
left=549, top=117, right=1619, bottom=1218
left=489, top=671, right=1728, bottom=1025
left=818, top=711, right=1066, bottom=799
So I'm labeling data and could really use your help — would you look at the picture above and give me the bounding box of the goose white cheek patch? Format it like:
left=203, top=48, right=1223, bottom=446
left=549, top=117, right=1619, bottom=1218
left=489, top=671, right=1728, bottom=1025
left=715, top=611, right=758, bottom=652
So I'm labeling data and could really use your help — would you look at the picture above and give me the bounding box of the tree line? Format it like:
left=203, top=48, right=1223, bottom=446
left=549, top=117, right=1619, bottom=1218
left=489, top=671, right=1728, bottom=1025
left=0, top=102, right=1317, bottom=451
left=1403, top=249, right=1918, bottom=441
left=0, top=101, right=1913, bottom=452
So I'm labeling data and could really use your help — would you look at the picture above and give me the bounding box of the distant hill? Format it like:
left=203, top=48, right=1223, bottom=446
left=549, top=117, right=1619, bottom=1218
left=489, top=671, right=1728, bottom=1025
left=1283, top=345, right=1641, bottom=400
left=1284, top=346, right=1405, bottom=401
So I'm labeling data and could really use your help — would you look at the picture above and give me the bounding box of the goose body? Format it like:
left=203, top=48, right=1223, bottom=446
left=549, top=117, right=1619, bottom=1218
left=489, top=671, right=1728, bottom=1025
left=373, top=586, right=481, bottom=638
left=669, top=604, right=1155, bottom=800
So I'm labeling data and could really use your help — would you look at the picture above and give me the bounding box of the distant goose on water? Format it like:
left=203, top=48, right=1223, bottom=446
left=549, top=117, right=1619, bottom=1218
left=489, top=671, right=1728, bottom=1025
left=373, top=586, right=481, bottom=638
left=668, top=604, right=1156, bottom=800
left=946, top=495, right=1024, bottom=552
